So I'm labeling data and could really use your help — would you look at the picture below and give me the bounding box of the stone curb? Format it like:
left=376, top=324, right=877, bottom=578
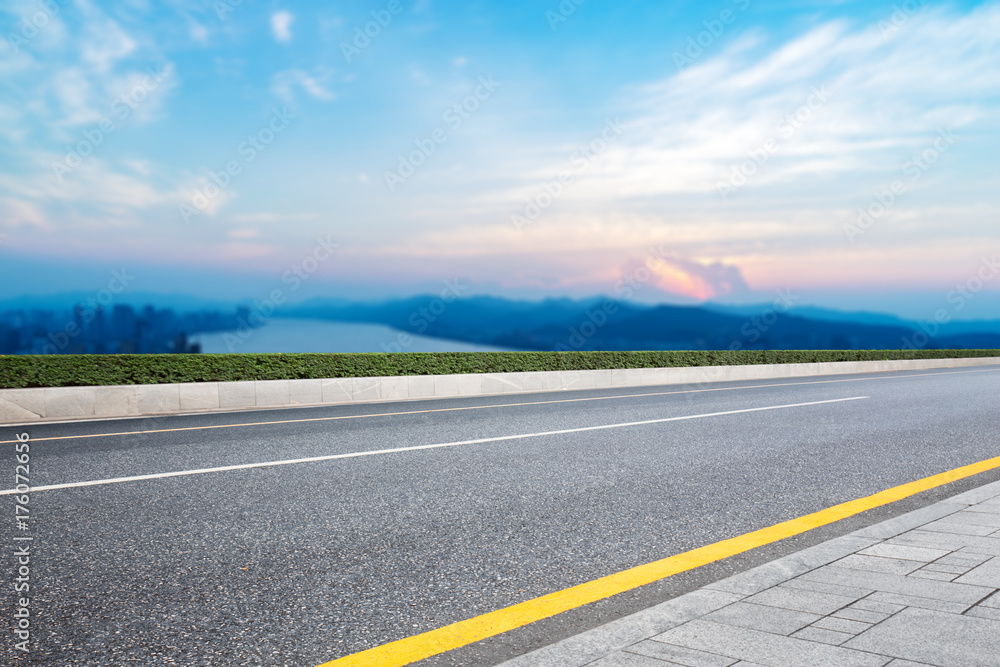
left=2, top=357, right=998, bottom=425
left=499, top=478, right=1000, bottom=667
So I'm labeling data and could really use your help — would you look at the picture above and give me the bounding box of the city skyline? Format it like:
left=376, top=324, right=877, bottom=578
left=2, top=1, right=999, bottom=322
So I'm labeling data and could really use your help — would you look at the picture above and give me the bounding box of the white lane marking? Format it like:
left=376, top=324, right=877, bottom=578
left=0, top=396, right=868, bottom=495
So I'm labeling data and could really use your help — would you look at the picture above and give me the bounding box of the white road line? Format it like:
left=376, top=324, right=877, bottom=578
left=0, top=396, right=867, bottom=495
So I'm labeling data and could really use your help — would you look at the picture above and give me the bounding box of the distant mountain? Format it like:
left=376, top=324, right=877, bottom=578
left=709, top=302, right=1000, bottom=338
left=705, top=303, right=916, bottom=329
left=281, top=296, right=1000, bottom=351
left=287, top=295, right=649, bottom=346
left=520, top=304, right=903, bottom=350
left=7, top=290, right=999, bottom=353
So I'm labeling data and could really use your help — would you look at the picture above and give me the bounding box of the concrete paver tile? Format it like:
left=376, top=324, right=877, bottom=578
left=963, top=505, right=1000, bottom=517
left=906, top=570, right=957, bottom=582
left=971, top=494, right=1000, bottom=509
left=779, top=578, right=873, bottom=599
left=800, top=565, right=992, bottom=604
left=833, top=607, right=891, bottom=624
left=847, top=599, right=906, bottom=615
left=978, top=499, right=1000, bottom=511
left=846, top=607, right=1000, bottom=666
left=946, top=510, right=1000, bottom=528
left=957, top=544, right=1000, bottom=557
left=918, top=520, right=997, bottom=537
left=790, top=626, right=854, bottom=646
left=653, top=620, right=890, bottom=666
left=891, top=532, right=1000, bottom=556
left=952, top=556, right=1000, bottom=587
left=965, top=606, right=1000, bottom=621
left=978, top=592, right=1000, bottom=609
left=589, top=651, right=679, bottom=666
left=863, top=591, right=969, bottom=614
left=936, top=552, right=992, bottom=567
left=626, top=640, right=738, bottom=666
left=744, top=586, right=859, bottom=616
left=704, top=602, right=820, bottom=636
left=918, top=563, right=969, bottom=575
left=857, top=544, right=951, bottom=563
left=811, top=617, right=872, bottom=635
left=833, top=555, right=923, bottom=576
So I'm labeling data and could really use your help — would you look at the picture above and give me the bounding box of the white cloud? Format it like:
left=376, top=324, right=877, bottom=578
left=123, top=159, right=153, bottom=176
left=49, top=67, right=107, bottom=127
left=270, top=68, right=335, bottom=103
left=365, top=5, right=1000, bottom=295
left=271, top=11, right=294, bottom=43
left=175, top=176, right=235, bottom=218
left=189, top=22, right=209, bottom=44
left=229, top=212, right=318, bottom=223
left=435, top=4, right=1000, bottom=270
left=70, top=5, right=138, bottom=73
left=558, top=6, right=1000, bottom=203
left=0, top=196, right=49, bottom=230
left=0, top=2, right=177, bottom=140
left=0, top=151, right=177, bottom=238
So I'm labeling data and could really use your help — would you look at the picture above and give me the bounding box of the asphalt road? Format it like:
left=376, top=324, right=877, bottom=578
left=4, top=366, right=1000, bottom=666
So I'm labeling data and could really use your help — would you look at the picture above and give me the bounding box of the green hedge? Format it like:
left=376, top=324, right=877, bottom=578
left=1, top=349, right=998, bottom=389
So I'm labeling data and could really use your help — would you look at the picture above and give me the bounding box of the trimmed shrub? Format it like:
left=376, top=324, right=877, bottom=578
left=0, top=349, right=997, bottom=389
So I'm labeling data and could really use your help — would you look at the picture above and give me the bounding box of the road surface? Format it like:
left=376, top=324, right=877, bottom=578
left=3, top=366, right=1000, bottom=666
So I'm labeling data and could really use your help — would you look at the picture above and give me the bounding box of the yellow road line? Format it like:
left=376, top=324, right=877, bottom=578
left=317, top=453, right=1000, bottom=667
left=3, top=367, right=998, bottom=445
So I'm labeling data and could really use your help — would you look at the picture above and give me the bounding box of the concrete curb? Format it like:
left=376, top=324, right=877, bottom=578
left=499, top=478, right=1000, bottom=667
left=2, top=356, right=998, bottom=425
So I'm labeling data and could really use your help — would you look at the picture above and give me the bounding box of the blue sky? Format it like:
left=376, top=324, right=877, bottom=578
left=2, top=0, right=999, bottom=319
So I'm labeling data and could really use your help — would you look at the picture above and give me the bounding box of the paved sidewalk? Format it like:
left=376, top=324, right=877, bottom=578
left=501, top=479, right=1000, bottom=667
